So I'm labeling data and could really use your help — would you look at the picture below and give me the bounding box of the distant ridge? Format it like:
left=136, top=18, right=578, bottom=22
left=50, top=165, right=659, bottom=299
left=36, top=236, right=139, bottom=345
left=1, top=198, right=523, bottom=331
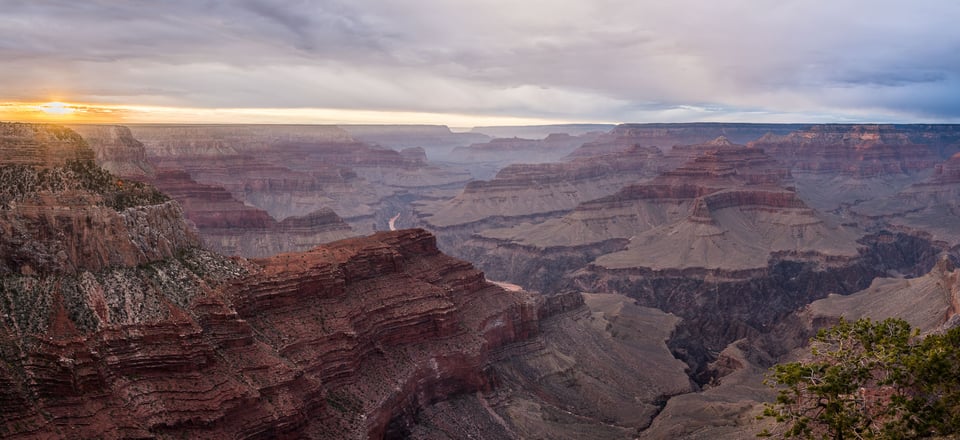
left=470, top=123, right=616, bottom=139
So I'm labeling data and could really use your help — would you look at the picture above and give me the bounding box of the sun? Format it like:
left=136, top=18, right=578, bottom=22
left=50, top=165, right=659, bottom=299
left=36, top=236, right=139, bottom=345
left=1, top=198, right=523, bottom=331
left=38, top=101, right=76, bottom=115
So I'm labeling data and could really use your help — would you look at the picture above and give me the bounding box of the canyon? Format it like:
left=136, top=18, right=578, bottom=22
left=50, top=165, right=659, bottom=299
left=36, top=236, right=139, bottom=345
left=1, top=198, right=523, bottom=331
left=2, top=121, right=960, bottom=439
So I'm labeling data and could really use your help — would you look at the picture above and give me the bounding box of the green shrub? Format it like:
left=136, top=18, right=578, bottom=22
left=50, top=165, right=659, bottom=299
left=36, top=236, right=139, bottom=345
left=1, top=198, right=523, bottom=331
left=763, top=318, right=960, bottom=439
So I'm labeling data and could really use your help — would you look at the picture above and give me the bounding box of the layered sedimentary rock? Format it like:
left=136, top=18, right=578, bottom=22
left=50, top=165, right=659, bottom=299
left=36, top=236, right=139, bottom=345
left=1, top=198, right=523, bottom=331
left=0, top=224, right=545, bottom=439
left=878, top=124, right=960, bottom=159
left=748, top=124, right=940, bottom=210
left=852, top=153, right=960, bottom=246
left=0, top=122, right=94, bottom=167
left=415, top=145, right=665, bottom=248
left=0, top=123, right=192, bottom=275
left=467, top=141, right=849, bottom=287
left=0, top=194, right=196, bottom=275
left=749, top=125, right=937, bottom=176
left=227, top=229, right=542, bottom=439
left=5, top=125, right=696, bottom=439
left=148, top=169, right=355, bottom=257
left=450, top=140, right=940, bottom=388
left=66, top=125, right=360, bottom=258
left=566, top=123, right=807, bottom=159
left=129, top=124, right=472, bottom=232
left=130, top=124, right=355, bottom=155
left=0, top=134, right=535, bottom=439
left=1, top=188, right=684, bottom=438
left=8, top=122, right=959, bottom=439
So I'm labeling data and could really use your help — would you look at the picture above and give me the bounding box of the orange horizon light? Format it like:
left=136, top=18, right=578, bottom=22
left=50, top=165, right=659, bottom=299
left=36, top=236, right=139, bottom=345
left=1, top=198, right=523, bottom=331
left=0, top=101, right=126, bottom=123
left=0, top=100, right=582, bottom=126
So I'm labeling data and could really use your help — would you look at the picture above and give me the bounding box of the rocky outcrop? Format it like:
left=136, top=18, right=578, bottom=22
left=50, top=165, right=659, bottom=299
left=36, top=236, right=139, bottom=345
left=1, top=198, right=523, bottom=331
left=58, top=125, right=359, bottom=258
left=0, top=122, right=94, bottom=167
left=67, top=125, right=154, bottom=179
left=590, top=187, right=856, bottom=272
left=0, top=124, right=192, bottom=275
left=226, top=229, right=542, bottom=439
left=806, top=256, right=960, bottom=332
left=0, top=196, right=197, bottom=275
left=0, top=212, right=557, bottom=439
left=926, top=152, right=960, bottom=185
left=572, top=231, right=941, bottom=383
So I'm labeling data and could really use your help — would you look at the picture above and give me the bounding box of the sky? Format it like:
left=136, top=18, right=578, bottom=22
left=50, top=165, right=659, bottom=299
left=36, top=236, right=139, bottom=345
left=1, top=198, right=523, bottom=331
left=1, top=0, right=959, bottom=126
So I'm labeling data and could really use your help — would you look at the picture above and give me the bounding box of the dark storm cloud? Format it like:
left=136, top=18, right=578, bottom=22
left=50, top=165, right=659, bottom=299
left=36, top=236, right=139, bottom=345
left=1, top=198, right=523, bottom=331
left=1, top=0, right=958, bottom=122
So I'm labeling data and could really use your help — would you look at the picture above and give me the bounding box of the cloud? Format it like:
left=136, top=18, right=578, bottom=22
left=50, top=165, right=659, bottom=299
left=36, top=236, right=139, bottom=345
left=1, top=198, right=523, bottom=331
left=0, top=0, right=958, bottom=123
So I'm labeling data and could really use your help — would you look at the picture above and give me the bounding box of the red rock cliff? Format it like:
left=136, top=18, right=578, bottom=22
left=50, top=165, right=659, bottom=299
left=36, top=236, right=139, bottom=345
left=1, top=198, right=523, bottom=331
left=748, top=124, right=938, bottom=177
left=0, top=125, right=544, bottom=439
left=0, top=227, right=540, bottom=439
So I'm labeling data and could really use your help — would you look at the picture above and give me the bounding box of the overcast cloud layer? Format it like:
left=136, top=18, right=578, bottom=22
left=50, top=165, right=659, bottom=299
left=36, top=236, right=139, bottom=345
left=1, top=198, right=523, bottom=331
left=2, top=0, right=959, bottom=123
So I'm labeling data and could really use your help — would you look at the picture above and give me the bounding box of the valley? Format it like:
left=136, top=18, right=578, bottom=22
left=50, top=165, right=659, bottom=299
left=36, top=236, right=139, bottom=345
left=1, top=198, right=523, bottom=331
left=2, top=121, right=959, bottom=439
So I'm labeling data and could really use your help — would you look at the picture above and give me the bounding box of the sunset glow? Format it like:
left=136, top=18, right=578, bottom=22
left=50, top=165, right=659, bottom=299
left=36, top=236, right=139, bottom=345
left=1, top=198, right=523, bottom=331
left=38, top=102, right=76, bottom=115
left=0, top=101, right=577, bottom=126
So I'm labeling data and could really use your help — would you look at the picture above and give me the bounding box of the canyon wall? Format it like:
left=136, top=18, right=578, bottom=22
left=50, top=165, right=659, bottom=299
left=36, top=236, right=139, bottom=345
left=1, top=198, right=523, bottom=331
left=3, top=123, right=690, bottom=439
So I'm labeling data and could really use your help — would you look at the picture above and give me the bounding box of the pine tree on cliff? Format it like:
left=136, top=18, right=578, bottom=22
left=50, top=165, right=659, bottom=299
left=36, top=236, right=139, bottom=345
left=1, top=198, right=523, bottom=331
left=760, top=318, right=960, bottom=439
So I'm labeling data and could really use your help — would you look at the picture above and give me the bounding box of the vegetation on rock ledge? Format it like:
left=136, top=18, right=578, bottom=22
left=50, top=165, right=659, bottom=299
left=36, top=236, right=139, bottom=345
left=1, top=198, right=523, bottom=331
left=0, top=159, right=167, bottom=210
left=761, top=318, right=960, bottom=439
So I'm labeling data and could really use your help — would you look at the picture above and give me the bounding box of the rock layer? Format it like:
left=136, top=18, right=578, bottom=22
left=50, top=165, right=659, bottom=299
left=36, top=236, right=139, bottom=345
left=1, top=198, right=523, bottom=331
left=566, top=123, right=807, bottom=159
left=68, top=125, right=363, bottom=257
left=464, top=142, right=855, bottom=289
left=0, top=222, right=555, bottom=438
left=852, top=152, right=960, bottom=246
left=0, top=123, right=94, bottom=167
left=415, top=145, right=665, bottom=245
left=447, top=141, right=940, bottom=386
left=5, top=125, right=683, bottom=439
left=748, top=124, right=941, bottom=210
left=0, top=124, right=193, bottom=275
left=129, top=125, right=472, bottom=232
left=147, top=169, right=355, bottom=257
